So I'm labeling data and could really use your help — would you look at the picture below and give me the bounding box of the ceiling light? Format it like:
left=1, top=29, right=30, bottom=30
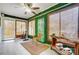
left=24, top=12, right=27, bottom=14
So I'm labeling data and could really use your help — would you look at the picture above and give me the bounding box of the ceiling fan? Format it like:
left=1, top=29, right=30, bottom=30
left=23, top=3, right=40, bottom=15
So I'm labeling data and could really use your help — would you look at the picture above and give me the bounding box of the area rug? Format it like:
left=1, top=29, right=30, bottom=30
left=21, top=41, right=49, bottom=55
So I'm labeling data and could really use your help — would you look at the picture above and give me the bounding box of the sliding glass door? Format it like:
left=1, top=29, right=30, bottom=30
left=3, top=19, right=15, bottom=40
left=2, top=17, right=27, bottom=41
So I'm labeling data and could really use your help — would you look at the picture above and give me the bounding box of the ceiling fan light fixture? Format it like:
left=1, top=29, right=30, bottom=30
left=25, top=8, right=31, bottom=13
left=24, top=12, right=27, bottom=14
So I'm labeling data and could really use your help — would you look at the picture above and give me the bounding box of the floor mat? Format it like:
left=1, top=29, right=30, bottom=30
left=21, top=41, right=49, bottom=55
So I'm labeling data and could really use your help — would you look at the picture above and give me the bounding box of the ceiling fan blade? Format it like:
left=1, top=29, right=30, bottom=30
left=32, top=11, right=37, bottom=15
left=31, top=7, right=40, bottom=10
left=26, top=3, right=32, bottom=8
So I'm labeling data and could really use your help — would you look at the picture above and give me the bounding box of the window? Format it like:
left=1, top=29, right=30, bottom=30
left=29, top=20, right=35, bottom=36
left=16, top=21, right=26, bottom=38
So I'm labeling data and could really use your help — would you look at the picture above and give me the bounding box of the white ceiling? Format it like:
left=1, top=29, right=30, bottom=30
left=0, top=3, right=57, bottom=19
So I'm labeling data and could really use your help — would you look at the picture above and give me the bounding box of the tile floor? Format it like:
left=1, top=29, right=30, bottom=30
left=0, top=39, right=58, bottom=55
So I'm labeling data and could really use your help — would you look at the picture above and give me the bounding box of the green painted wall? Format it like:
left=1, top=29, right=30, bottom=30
left=35, top=15, right=47, bottom=43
